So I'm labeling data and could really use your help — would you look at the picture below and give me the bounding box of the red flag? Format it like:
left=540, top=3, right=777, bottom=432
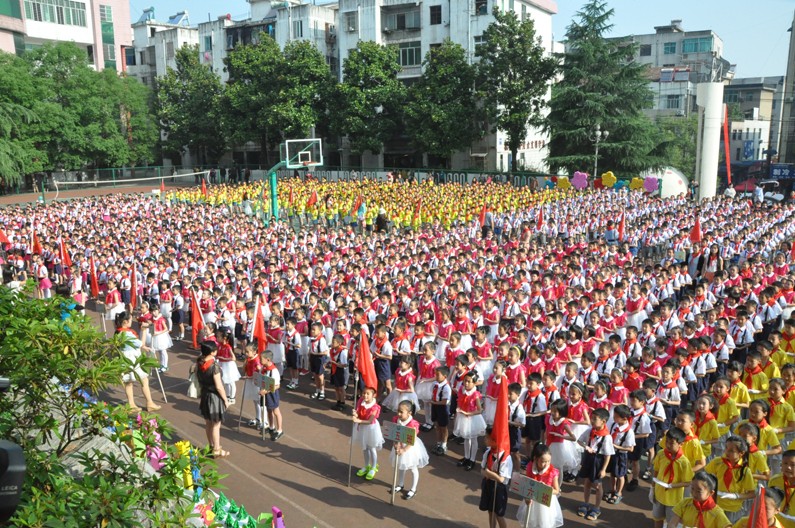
left=31, top=230, right=42, bottom=255
left=352, top=194, right=363, bottom=216
left=160, top=178, right=165, bottom=195
left=723, top=104, right=732, bottom=187
left=306, top=190, right=318, bottom=209
left=617, top=212, right=625, bottom=242
left=0, top=228, right=9, bottom=246
left=191, top=289, right=206, bottom=349
left=89, top=255, right=100, bottom=298
left=690, top=216, right=702, bottom=244
left=289, top=187, right=295, bottom=206
left=490, top=374, right=511, bottom=458
left=414, top=199, right=423, bottom=223
left=478, top=204, right=487, bottom=227
left=790, top=241, right=795, bottom=263
left=59, top=238, right=72, bottom=268
left=201, top=179, right=208, bottom=199
left=130, top=262, right=137, bottom=311
left=748, top=487, right=768, bottom=528
left=251, top=296, right=267, bottom=353
left=356, top=332, right=378, bottom=391
left=261, top=181, right=267, bottom=203
left=536, top=207, right=544, bottom=231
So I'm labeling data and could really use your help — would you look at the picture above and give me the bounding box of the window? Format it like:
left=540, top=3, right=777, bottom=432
left=744, top=91, right=754, bottom=102
left=0, top=0, right=24, bottom=18
left=665, top=95, right=681, bottom=109
left=682, top=36, right=712, bottom=53
left=521, top=4, right=526, bottom=20
left=474, top=34, right=485, bottom=50
left=732, top=130, right=737, bottom=141
left=663, top=42, right=676, bottom=54
left=292, top=20, right=303, bottom=38
left=509, top=0, right=514, bottom=11
left=735, top=148, right=741, bottom=161
left=725, top=92, right=739, bottom=103
left=124, top=46, right=135, bottom=66
left=429, top=42, right=441, bottom=50
left=166, top=41, right=174, bottom=59
left=204, top=35, right=212, bottom=51
left=385, top=10, right=420, bottom=30
left=639, top=44, right=651, bottom=56
left=141, top=76, right=148, bottom=86
left=429, top=5, right=441, bottom=25
left=103, top=43, right=115, bottom=68
left=397, top=41, right=421, bottom=66
left=86, top=44, right=93, bottom=63
left=344, top=11, right=357, bottom=32
left=660, top=69, right=674, bottom=82
left=475, top=0, right=487, bottom=16
left=99, top=4, right=111, bottom=22
left=24, top=0, right=86, bottom=26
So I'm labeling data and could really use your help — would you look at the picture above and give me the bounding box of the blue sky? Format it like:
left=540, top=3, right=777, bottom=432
left=130, top=0, right=794, bottom=78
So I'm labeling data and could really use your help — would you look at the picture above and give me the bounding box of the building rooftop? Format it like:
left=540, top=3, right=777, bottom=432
left=725, top=76, right=785, bottom=88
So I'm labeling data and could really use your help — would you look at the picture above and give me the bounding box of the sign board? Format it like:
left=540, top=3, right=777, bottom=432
left=381, top=421, right=416, bottom=446
left=743, top=140, right=755, bottom=160
left=509, top=473, right=553, bottom=507
left=253, top=371, right=275, bottom=393
left=771, top=163, right=795, bottom=179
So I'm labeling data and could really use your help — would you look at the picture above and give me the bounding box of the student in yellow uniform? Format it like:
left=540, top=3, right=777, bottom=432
left=760, top=341, right=783, bottom=381
left=768, top=449, right=795, bottom=528
left=652, top=427, right=695, bottom=528
left=736, top=422, right=771, bottom=482
left=671, top=470, right=732, bottom=528
left=737, top=400, right=783, bottom=460
left=745, top=352, right=771, bottom=396
left=659, top=410, right=707, bottom=472
left=705, top=435, right=757, bottom=523
left=769, top=379, right=795, bottom=441
left=731, top=487, right=784, bottom=528
left=781, top=364, right=795, bottom=410
left=770, top=330, right=789, bottom=368
left=728, top=361, right=753, bottom=410
left=695, top=394, right=722, bottom=460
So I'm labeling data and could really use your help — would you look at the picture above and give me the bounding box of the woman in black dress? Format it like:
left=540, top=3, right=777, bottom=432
left=197, top=341, right=230, bottom=458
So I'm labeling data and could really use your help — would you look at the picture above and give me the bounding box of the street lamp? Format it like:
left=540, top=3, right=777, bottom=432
left=589, top=124, right=609, bottom=180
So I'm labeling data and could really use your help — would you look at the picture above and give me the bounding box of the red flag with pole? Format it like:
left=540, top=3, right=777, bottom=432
left=536, top=207, right=544, bottom=231
left=478, top=204, right=487, bottom=227
left=59, top=238, right=72, bottom=268
left=306, top=190, right=318, bottom=209
left=790, top=241, right=795, bottom=263
left=490, top=373, right=511, bottom=461
left=289, top=187, right=295, bottom=206
left=723, top=104, right=733, bottom=187
left=89, top=255, right=100, bottom=298
left=690, top=216, right=702, bottom=244
left=201, top=178, right=209, bottom=199
left=414, top=199, right=423, bottom=223
left=617, top=212, right=625, bottom=242
left=0, top=228, right=10, bottom=246
left=160, top=178, right=165, bottom=196
left=31, top=230, right=42, bottom=255
left=252, top=296, right=267, bottom=353
left=130, top=262, right=137, bottom=311
left=747, top=486, right=767, bottom=528
left=190, top=289, right=206, bottom=349
left=356, top=332, right=378, bottom=390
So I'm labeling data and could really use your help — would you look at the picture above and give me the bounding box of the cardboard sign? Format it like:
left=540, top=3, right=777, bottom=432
left=509, top=473, right=553, bottom=507
left=253, top=372, right=275, bottom=393
left=381, top=421, right=416, bottom=446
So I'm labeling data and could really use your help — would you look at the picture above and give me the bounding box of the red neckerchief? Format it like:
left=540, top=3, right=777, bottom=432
left=721, top=457, right=741, bottom=489
left=717, top=393, right=730, bottom=406
left=199, top=356, right=215, bottom=373
left=769, top=397, right=784, bottom=415
left=784, top=476, right=795, bottom=511
left=744, top=365, right=762, bottom=388
left=694, top=411, right=715, bottom=437
left=692, top=496, right=717, bottom=528
left=663, top=448, right=683, bottom=483
left=748, top=443, right=759, bottom=454
left=373, top=335, right=387, bottom=351
left=589, top=426, right=609, bottom=444
left=116, top=327, right=138, bottom=338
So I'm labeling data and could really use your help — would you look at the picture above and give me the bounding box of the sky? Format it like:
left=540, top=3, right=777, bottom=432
left=130, top=0, right=794, bottom=78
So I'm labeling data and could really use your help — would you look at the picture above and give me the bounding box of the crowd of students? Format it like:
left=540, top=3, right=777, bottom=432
left=5, top=180, right=795, bottom=527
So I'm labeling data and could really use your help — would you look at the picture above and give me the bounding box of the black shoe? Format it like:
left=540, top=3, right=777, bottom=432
left=626, top=478, right=639, bottom=492
left=457, top=458, right=467, bottom=467
left=455, top=437, right=465, bottom=445
left=420, top=424, right=434, bottom=432
left=272, top=430, right=284, bottom=441
left=563, top=472, right=577, bottom=483
left=465, top=459, right=476, bottom=471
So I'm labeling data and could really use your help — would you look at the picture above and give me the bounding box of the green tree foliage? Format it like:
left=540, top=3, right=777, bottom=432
left=404, top=40, right=483, bottom=165
left=0, top=284, right=219, bottom=526
left=476, top=8, right=558, bottom=172
left=658, top=115, right=698, bottom=179
left=547, top=0, right=665, bottom=177
left=156, top=44, right=227, bottom=165
left=0, top=53, right=41, bottom=184
left=332, top=41, right=406, bottom=155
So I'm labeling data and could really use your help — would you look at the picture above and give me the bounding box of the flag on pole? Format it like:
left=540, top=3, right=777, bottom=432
left=723, top=104, right=733, bottom=187
left=490, top=373, right=511, bottom=457
left=190, top=289, right=206, bottom=349
left=59, top=238, right=72, bottom=268
left=160, top=178, right=165, bottom=196
left=289, top=187, right=295, bottom=206
left=0, top=228, right=10, bottom=246
left=89, top=255, right=100, bottom=298
left=307, top=190, right=318, bottom=209
left=352, top=194, right=363, bottom=217
left=201, top=178, right=209, bottom=199
left=747, top=486, right=767, bottom=528
left=690, top=216, right=703, bottom=244
left=356, top=332, right=378, bottom=391
left=251, top=296, right=267, bottom=352
left=414, top=199, right=423, bottom=224
left=31, top=230, right=42, bottom=255
left=617, top=212, right=625, bottom=242
left=130, top=262, right=138, bottom=311
left=536, top=207, right=544, bottom=231
left=791, top=241, right=795, bottom=263
left=478, top=204, right=487, bottom=227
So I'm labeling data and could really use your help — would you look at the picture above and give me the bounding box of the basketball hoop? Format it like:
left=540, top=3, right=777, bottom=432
left=302, top=161, right=311, bottom=167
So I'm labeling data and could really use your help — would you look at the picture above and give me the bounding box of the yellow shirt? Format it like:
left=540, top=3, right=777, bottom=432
left=737, top=419, right=781, bottom=452
left=749, top=449, right=770, bottom=479
left=659, top=433, right=705, bottom=469
left=769, top=473, right=795, bottom=528
left=673, top=498, right=731, bottom=528
left=734, top=516, right=785, bottom=528
left=786, top=388, right=795, bottom=411
left=770, top=399, right=795, bottom=440
left=762, top=360, right=782, bottom=381
left=705, top=457, right=756, bottom=513
left=772, top=348, right=789, bottom=368
left=653, top=450, right=694, bottom=507
left=745, top=371, right=770, bottom=394
left=730, top=381, right=751, bottom=407
left=716, top=396, right=740, bottom=437
left=694, top=417, right=721, bottom=459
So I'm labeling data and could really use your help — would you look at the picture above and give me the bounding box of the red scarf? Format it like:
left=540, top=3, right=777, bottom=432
left=694, top=411, right=715, bottom=437
left=663, top=449, right=683, bottom=483
left=721, top=457, right=741, bottom=490
left=199, top=356, right=215, bottom=373
left=717, top=393, right=730, bottom=406
left=748, top=443, right=758, bottom=454
left=692, top=497, right=717, bottom=528
left=784, top=476, right=795, bottom=512
left=770, top=398, right=784, bottom=416
left=744, top=365, right=762, bottom=388
left=589, top=426, right=609, bottom=444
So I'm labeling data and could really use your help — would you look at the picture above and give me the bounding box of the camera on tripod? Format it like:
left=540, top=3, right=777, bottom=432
left=0, top=377, right=26, bottom=522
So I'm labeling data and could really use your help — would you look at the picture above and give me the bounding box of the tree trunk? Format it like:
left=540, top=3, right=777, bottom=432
left=511, top=146, right=518, bottom=172
left=261, top=134, right=271, bottom=166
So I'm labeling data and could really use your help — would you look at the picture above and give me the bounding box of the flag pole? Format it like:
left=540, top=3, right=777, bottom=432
left=390, top=450, right=400, bottom=505
left=237, top=376, right=248, bottom=432
left=347, top=369, right=359, bottom=488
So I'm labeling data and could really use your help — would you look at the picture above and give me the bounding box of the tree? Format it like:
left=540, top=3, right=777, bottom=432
left=0, top=52, right=41, bottom=184
left=156, top=44, right=227, bottom=165
left=331, top=41, right=406, bottom=155
left=0, top=284, right=220, bottom=526
left=658, top=115, right=698, bottom=179
left=404, top=40, right=483, bottom=165
left=476, top=8, right=558, bottom=172
left=546, top=0, right=665, bottom=177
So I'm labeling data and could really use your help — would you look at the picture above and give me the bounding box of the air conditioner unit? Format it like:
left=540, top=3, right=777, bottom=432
left=347, top=26, right=356, bottom=32
left=383, top=26, right=392, bottom=33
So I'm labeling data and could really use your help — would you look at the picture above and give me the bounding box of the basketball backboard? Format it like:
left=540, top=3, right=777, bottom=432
left=280, top=138, right=323, bottom=170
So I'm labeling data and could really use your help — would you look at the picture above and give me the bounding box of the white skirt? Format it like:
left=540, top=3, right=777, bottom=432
left=453, top=413, right=487, bottom=439
left=478, top=359, right=494, bottom=379
left=160, top=302, right=172, bottom=319
left=488, top=325, right=499, bottom=344
left=203, top=312, right=217, bottom=325
left=414, top=379, right=435, bottom=402
left=219, top=360, right=241, bottom=384
left=627, top=311, right=647, bottom=331
left=106, top=304, right=125, bottom=321
left=390, top=437, right=430, bottom=470
left=151, top=332, right=173, bottom=351
left=121, top=347, right=147, bottom=383
left=549, top=441, right=581, bottom=472
left=267, top=343, right=285, bottom=364
left=435, top=340, right=448, bottom=362
left=459, top=335, right=473, bottom=350
left=242, top=378, right=260, bottom=401
left=382, top=389, right=420, bottom=413
left=516, top=495, right=564, bottom=528
left=353, top=422, right=384, bottom=449
left=570, top=423, right=590, bottom=441
left=483, top=398, right=498, bottom=426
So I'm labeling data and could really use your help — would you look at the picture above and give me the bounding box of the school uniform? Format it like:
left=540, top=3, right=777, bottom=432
left=262, top=363, right=281, bottom=409
left=768, top=473, right=795, bottom=528
left=657, top=380, right=681, bottom=433
left=577, top=426, right=615, bottom=483
left=629, top=407, right=653, bottom=462
left=716, top=394, right=740, bottom=440
left=329, top=346, right=349, bottom=388
left=430, top=380, right=451, bottom=428
left=308, top=335, right=329, bottom=375
left=478, top=449, right=513, bottom=517
left=672, top=498, right=731, bottom=528
left=652, top=449, right=693, bottom=517
left=607, top=421, right=635, bottom=479
left=693, top=413, right=720, bottom=459
left=522, top=389, right=547, bottom=442
left=371, top=337, right=394, bottom=382
left=508, top=400, right=526, bottom=453
left=705, top=457, right=756, bottom=517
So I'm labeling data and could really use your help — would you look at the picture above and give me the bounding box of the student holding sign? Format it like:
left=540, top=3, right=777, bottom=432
left=388, top=401, right=429, bottom=500
left=516, top=443, right=563, bottom=528
left=260, top=351, right=284, bottom=441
